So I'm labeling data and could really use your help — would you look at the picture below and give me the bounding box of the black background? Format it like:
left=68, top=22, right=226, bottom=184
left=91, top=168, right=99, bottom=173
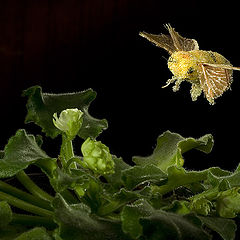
left=0, top=0, right=239, bottom=171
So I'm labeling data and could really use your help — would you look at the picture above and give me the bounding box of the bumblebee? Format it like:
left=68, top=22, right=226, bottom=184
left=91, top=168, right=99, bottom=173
left=140, top=24, right=240, bottom=104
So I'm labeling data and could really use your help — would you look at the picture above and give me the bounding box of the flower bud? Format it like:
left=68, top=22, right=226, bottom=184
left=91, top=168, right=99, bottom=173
left=53, top=108, right=83, bottom=140
left=216, top=187, right=240, bottom=218
left=81, top=137, right=115, bottom=175
left=190, top=197, right=212, bottom=216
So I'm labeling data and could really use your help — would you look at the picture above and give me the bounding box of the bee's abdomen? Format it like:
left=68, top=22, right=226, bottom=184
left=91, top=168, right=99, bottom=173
left=209, top=51, right=217, bottom=63
left=208, top=51, right=231, bottom=65
left=192, top=50, right=231, bottom=65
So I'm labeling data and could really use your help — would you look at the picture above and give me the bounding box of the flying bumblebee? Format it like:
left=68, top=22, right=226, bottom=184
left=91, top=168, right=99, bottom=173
left=139, top=24, right=240, bottom=104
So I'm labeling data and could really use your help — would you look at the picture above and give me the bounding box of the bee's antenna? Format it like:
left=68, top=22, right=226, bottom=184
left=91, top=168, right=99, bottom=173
left=161, top=55, right=168, bottom=62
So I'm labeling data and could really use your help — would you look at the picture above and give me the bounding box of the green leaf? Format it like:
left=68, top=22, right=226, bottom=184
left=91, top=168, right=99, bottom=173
left=104, top=156, right=131, bottom=190
left=112, top=188, right=147, bottom=203
left=198, top=216, right=237, bottom=240
left=216, top=187, right=240, bottom=218
left=0, top=201, right=12, bottom=228
left=98, top=185, right=151, bottom=216
left=15, top=227, right=53, bottom=240
left=52, top=194, right=128, bottom=240
left=50, top=166, right=105, bottom=210
left=203, top=166, right=240, bottom=189
left=190, top=169, right=234, bottom=203
left=0, top=225, right=29, bottom=240
left=140, top=211, right=210, bottom=240
left=188, top=170, right=234, bottom=216
left=208, top=167, right=232, bottom=178
left=163, top=200, right=191, bottom=215
left=50, top=167, right=90, bottom=193
left=133, top=131, right=213, bottom=172
left=0, top=150, right=4, bottom=159
left=70, top=169, right=103, bottom=212
left=223, top=170, right=240, bottom=188
left=155, top=166, right=208, bottom=195
left=23, top=85, right=108, bottom=139
left=121, top=199, right=154, bottom=239
left=0, top=129, right=56, bottom=178
left=121, top=164, right=167, bottom=190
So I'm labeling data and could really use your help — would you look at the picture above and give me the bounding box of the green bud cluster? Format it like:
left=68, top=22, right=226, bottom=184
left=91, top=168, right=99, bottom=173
left=81, top=137, right=115, bottom=175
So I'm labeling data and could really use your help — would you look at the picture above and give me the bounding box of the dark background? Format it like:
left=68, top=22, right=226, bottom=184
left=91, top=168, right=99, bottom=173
left=0, top=0, right=239, bottom=170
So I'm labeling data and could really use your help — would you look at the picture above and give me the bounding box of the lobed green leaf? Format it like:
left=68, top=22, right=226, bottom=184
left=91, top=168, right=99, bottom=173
left=155, top=165, right=208, bottom=195
left=121, top=199, right=154, bottom=239
left=0, top=129, right=56, bottom=178
left=52, top=194, right=128, bottom=240
left=133, top=131, right=213, bottom=172
left=121, top=164, right=167, bottom=190
left=23, top=85, right=108, bottom=139
left=14, top=227, right=53, bottom=240
left=140, top=211, right=210, bottom=240
left=104, top=156, right=131, bottom=190
left=198, top=216, right=237, bottom=240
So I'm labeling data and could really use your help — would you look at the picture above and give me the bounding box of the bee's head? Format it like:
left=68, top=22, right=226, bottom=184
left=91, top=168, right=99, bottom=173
left=167, top=51, right=198, bottom=81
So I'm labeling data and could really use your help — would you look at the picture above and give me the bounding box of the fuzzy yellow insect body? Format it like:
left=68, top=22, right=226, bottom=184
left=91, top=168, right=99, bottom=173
left=140, top=25, right=240, bottom=104
left=168, top=50, right=231, bottom=82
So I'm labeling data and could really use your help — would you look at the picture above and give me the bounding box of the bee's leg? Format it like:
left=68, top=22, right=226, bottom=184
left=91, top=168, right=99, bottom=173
left=172, top=78, right=183, bottom=92
left=162, top=76, right=177, bottom=88
left=190, top=83, right=202, bottom=101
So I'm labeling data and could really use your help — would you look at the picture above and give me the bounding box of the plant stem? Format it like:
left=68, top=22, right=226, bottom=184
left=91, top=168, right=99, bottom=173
left=60, top=133, right=75, bottom=167
left=0, top=190, right=53, bottom=217
left=60, top=133, right=85, bottom=202
left=16, top=170, right=54, bottom=202
left=0, top=180, right=52, bottom=211
left=12, top=213, right=57, bottom=229
left=61, top=189, right=79, bottom=204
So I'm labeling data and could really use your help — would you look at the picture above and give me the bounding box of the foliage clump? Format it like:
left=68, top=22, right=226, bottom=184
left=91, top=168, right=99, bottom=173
left=0, top=85, right=239, bottom=240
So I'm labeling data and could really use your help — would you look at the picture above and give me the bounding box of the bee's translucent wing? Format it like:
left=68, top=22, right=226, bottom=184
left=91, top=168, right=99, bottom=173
left=165, top=24, right=199, bottom=52
left=139, top=32, right=177, bottom=54
left=199, top=63, right=233, bottom=104
left=139, top=24, right=199, bottom=54
left=200, top=63, right=240, bottom=71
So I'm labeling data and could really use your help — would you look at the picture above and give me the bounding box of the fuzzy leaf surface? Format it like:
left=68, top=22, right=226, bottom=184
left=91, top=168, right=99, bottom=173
left=140, top=211, right=210, bottom=240
left=0, top=129, right=56, bottom=178
left=121, top=199, right=154, bottom=239
left=121, top=164, right=167, bottom=190
left=104, top=156, right=131, bottom=190
left=198, top=216, right=237, bottom=240
left=156, top=166, right=208, bottom=195
left=23, top=85, right=108, bottom=139
left=15, top=227, right=53, bottom=240
left=133, top=131, right=213, bottom=172
left=53, top=194, right=128, bottom=240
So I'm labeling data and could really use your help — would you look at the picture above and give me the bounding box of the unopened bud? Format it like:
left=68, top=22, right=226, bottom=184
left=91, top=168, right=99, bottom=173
left=53, top=108, right=83, bottom=140
left=81, top=137, right=114, bottom=175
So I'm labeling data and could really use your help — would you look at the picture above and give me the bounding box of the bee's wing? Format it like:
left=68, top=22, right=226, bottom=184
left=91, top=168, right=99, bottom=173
left=200, top=63, right=240, bottom=71
left=199, top=63, right=234, bottom=104
left=139, top=31, right=177, bottom=54
left=139, top=24, right=199, bottom=54
left=165, top=24, right=199, bottom=51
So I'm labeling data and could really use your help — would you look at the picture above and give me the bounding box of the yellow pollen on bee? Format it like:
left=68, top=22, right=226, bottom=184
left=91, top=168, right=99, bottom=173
left=167, top=50, right=231, bottom=83
left=168, top=51, right=198, bottom=81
